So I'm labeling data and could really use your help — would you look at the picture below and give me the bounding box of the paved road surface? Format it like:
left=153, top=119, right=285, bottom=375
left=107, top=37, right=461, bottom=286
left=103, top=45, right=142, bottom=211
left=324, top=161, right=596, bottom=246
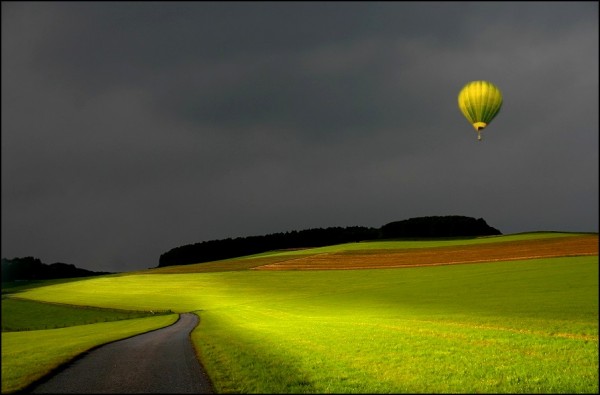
left=30, top=313, right=213, bottom=394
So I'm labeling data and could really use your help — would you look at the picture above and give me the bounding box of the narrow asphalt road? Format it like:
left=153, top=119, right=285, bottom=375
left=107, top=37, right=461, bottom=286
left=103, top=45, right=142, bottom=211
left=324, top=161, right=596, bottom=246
left=29, top=313, right=214, bottom=394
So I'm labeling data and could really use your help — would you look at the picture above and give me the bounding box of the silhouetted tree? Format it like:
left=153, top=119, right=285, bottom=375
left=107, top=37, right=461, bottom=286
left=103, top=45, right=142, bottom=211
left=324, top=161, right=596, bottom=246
left=1, top=257, right=111, bottom=282
left=380, top=216, right=501, bottom=238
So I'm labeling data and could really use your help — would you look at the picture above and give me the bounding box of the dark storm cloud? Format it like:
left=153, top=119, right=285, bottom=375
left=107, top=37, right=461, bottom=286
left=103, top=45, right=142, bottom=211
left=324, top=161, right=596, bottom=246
left=2, top=2, right=597, bottom=272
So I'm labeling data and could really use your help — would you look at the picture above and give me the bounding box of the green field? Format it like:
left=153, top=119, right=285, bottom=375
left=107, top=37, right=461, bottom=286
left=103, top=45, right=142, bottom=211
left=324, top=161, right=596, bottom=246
left=1, top=232, right=598, bottom=393
left=1, top=297, right=172, bottom=331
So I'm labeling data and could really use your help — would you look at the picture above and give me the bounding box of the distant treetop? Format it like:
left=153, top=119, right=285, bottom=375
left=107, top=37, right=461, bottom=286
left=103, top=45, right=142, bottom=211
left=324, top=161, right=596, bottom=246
left=380, top=215, right=501, bottom=238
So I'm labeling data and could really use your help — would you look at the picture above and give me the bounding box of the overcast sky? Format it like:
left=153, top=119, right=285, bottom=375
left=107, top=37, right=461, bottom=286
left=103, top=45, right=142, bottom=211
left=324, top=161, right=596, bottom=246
left=2, top=2, right=598, bottom=273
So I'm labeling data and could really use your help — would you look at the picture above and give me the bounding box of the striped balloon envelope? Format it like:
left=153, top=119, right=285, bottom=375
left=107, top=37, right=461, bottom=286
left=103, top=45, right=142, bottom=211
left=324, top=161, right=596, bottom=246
left=458, top=81, right=503, bottom=141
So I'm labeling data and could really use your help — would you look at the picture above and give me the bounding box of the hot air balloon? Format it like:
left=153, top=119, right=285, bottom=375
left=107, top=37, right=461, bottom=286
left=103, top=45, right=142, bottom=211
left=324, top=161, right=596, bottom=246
left=458, top=80, right=503, bottom=141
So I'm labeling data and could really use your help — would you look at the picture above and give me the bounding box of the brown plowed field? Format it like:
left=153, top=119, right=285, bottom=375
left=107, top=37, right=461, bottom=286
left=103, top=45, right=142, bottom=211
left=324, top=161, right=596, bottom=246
left=253, top=234, right=598, bottom=271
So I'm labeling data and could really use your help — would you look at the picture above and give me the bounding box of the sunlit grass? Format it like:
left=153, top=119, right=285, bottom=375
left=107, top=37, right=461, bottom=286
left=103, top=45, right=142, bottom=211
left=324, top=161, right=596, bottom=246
left=188, top=256, right=598, bottom=393
left=12, top=244, right=598, bottom=393
left=195, top=309, right=597, bottom=393
left=1, top=314, right=178, bottom=394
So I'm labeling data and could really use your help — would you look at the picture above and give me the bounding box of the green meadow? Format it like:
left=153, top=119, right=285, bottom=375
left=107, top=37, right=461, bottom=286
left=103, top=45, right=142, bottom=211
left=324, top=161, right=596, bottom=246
left=1, top=232, right=598, bottom=393
left=1, top=297, right=172, bottom=331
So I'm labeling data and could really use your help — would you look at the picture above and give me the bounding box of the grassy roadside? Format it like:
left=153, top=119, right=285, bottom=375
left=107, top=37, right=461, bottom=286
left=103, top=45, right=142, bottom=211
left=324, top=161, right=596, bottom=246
left=1, top=314, right=178, bottom=394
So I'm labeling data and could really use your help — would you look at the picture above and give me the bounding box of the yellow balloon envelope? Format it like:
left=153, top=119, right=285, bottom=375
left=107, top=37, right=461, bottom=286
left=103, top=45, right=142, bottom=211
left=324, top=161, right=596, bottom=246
left=458, top=80, right=503, bottom=141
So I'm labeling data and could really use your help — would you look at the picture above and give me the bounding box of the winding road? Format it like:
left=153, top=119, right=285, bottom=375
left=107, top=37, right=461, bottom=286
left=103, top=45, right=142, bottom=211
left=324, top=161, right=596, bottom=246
left=29, top=313, right=213, bottom=394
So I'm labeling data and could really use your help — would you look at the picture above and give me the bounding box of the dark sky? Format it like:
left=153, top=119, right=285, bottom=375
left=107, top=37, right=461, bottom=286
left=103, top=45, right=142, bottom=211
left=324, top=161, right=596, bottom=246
left=2, top=2, right=598, bottom=273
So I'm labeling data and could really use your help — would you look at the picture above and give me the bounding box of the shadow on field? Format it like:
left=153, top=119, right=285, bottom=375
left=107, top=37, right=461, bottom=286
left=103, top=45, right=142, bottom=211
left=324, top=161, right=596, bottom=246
left=193, top=315, right=317, bottom=393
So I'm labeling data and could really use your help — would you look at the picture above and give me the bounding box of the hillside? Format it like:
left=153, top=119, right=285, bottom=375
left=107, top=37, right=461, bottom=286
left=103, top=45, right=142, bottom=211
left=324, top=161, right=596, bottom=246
left=5, top=231, right=598, bottom=394
left=158, top=215, right=501, bottom=267
left=145, top=232, right=600, bottom=275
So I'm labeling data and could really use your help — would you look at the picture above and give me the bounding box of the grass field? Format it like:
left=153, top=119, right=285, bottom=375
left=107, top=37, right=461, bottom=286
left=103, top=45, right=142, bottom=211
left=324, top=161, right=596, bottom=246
left=1, top=297, right=172, bottom=331
left=1, top=232, right=598, bottom=393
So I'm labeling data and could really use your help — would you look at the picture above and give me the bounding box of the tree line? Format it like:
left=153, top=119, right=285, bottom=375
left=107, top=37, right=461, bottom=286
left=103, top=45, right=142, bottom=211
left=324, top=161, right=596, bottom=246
left=158, top=215, right=501, bottom=267
left=1, top=256, right=112, bottom=282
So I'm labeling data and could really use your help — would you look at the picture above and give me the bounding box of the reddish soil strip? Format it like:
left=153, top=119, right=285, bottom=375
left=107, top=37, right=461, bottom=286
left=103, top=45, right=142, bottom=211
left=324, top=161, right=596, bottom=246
left=253, top=235, right=598, bottom=271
